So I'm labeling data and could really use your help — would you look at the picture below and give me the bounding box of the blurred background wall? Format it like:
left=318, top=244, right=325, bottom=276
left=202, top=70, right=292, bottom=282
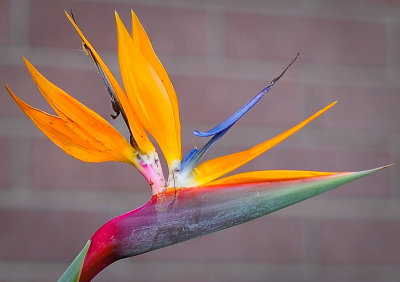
left=0, top=0, right=399, bottom=281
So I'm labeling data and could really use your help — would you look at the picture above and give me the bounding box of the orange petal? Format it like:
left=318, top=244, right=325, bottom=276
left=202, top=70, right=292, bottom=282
left=23, top=58, right=136, bottom=158
left=65, top=11, right=154, bottom=155
left=202, top=170, right=336, bottom=187
left=116, top=12, right=181, bottom=167
left=191, top=102, right=337, bottom=186
left=130, top=10, right=181, bottom=156
left=6, top=85, right=135, bottom=163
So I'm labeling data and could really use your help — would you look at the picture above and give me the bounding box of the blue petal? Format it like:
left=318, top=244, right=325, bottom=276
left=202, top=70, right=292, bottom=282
left=193, top=85, right=271, bottom=137
left=180, top=148, right=198, bottom=169
left=180, top=127, right=230, bottom=172
left=181, top=54, right=299, bottom=174
left=193, top=53, right=299, bottom=138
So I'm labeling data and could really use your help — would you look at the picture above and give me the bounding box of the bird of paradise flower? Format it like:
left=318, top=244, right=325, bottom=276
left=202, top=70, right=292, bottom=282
left=5, top=10, right=389, bottom=282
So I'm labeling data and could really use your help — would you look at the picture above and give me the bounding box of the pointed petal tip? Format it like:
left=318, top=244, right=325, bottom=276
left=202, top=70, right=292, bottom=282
left=22, top=56, right=30, bottom=67
left=328, top=100, right=337, bottom=107
left=115, top=11, right=124, bottom=30
left=364, top=164, right=394, bottom=173
left=115, top=10, right=121, bottom=20
left=22, top=57, right=39, bottom=76
left=5, top=83, right=12, bottom=94
left=21, top=56, right=31, bottom=69
left=65, top=10, right=76, bottom=25
left=341, top=164, right=393, bottom=182
left=130, top=9, right=139, bottom=27
left=5, top=85, right=20, bottom=105
left=5, top=84, right=20, bottom=102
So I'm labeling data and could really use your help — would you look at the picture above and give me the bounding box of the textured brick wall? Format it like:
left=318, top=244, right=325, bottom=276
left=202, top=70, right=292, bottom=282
left=1, top=0, right=399, bottom=281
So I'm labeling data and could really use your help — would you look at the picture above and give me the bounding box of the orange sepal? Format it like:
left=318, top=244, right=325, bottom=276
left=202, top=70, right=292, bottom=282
left=191, top=102, right=337, bottom=186
left=130, top=10, right=181, bottom=156
left=22, top=58, right=137, bottom=160
left=202, top=170, right=336, bottom=187
left=116, top=12, right=181, bottom=167
left=6, top=85, right=135, bottom=163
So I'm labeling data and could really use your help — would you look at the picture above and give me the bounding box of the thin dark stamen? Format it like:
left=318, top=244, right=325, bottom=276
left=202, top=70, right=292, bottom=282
left=271, top=52, right=299, bottom=85
left=70, top=9, right=76, bottom=22
left=69, top=10, right=138, bottom=150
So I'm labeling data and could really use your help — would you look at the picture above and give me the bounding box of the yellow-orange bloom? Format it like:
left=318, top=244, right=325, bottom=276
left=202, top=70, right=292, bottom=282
left=5, top=11, right=345, bottom=194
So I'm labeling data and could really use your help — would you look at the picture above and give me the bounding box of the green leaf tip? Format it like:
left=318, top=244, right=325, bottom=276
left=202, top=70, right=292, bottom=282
left=58, top=240, right=91, bottom=282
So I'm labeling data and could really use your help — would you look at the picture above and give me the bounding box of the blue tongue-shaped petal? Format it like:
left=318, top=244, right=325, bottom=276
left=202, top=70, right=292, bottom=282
left=181, top=127, right=230, bottom=172
left=180, top=148, right=198, bottom=169
left=193, top=53, right=299, bottom=137
left=193, top=87, right=267, bottom=137
left=180, top=54, right=299, bottom=173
